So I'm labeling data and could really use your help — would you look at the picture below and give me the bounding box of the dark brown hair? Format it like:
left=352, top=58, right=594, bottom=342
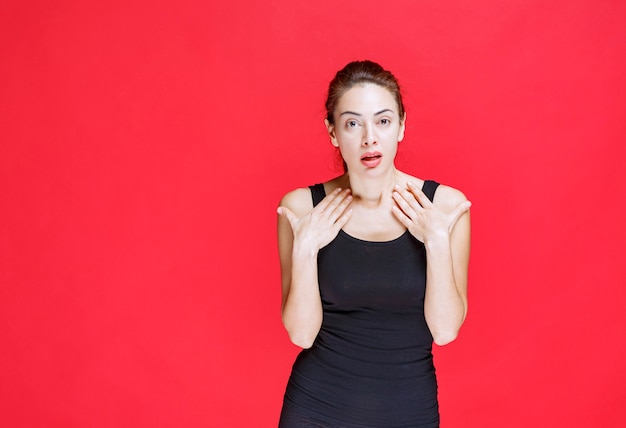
left=325, top=60, right=405, bottom=125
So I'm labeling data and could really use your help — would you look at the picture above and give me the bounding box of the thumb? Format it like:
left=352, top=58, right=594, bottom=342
left=449, top=201, right=472, bottom=230
left=277, top=206, right=298, bottom=229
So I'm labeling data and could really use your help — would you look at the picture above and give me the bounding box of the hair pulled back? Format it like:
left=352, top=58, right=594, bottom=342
left=325, top=60, right=405, bottom=125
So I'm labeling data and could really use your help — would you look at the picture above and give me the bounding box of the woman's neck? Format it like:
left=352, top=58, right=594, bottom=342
left=344, top=168, right=401, bottom=207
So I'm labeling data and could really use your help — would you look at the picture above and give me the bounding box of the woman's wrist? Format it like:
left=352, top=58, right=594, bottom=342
left=424, top=232, right=451, bottom=253
left=292, top=241, right=319, bottom=260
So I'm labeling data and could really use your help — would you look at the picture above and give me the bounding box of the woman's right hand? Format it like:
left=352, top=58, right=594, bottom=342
left=277, top=188, right=353, bottom=253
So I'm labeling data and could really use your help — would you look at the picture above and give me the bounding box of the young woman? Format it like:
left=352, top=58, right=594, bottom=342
left=277, top=60, right=471, bottom=427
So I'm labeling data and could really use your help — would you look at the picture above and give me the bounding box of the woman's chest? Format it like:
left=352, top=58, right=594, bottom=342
left=317, top=233, right=427, bottom=309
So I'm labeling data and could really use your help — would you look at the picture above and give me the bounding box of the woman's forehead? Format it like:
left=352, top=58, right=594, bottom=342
left=337, top=83, right=398, bottom=114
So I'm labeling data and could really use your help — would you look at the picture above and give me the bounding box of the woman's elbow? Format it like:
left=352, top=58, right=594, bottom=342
left=432, top=329, right=459, bottom=346
left=282, top=310, right=321, bottom=349
left=429, top=307, right=467, bottom=346
left=287, top=330, right=317, bottom=349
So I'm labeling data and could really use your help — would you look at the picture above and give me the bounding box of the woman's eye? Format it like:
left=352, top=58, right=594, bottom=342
left=346, top=120, right=358, bottom=128
left=380, top=118, right=390, bottom=125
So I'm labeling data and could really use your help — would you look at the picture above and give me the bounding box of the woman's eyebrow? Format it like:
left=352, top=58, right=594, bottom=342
left=339, top=109, right=393, bottom=117
left=339, top=110, right=361, bottom=117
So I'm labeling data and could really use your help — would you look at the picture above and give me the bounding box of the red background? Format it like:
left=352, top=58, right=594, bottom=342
left=2, top=1, right=625, bottom=426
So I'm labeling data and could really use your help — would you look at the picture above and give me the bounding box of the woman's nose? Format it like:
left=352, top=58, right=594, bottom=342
left=362, top=125, right=377, bottom=146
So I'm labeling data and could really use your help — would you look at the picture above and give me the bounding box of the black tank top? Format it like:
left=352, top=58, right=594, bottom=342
left=281, top=180, right=441, bottom=428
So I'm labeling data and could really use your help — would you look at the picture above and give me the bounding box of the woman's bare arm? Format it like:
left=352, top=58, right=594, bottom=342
left=277, top=187, right=352, bottom=348
left=392, top=182, right=471, bottom=346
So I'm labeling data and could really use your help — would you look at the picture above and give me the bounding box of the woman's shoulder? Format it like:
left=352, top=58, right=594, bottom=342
left=278, top=186, right=314, bottom=218
left=432, top=183, right=468, bottom=212
left=402, top=172, right=467, bottom=211
left=278, top=176, right=346, bottom=216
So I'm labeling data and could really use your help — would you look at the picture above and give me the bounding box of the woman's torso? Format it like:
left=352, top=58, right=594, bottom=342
left=280, top=181, right=440, bottom=428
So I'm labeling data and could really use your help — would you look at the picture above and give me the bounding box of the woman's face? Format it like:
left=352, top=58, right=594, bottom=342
left=326, top=83, right=405, bottom=175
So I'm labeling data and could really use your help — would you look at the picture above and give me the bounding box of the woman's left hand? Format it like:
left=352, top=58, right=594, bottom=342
left=391, top=181, right=471, bottom=244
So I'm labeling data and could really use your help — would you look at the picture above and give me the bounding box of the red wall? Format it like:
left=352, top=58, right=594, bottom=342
left=2, top=1, right=625, bottom=426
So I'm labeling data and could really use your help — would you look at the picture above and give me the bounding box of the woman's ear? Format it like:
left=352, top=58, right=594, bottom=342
left=398, top=113, right=406, bottom=142
left=325, top=119, right=339, bottom=147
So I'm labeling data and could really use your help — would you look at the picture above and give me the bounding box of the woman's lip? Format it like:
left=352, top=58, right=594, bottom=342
left=360, top=151, right=382, bottom=160
left=360, top=152, right=382, bottom=168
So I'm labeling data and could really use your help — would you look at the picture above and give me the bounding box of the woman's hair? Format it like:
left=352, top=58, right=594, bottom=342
left=325, top=60, right=405, bottom=125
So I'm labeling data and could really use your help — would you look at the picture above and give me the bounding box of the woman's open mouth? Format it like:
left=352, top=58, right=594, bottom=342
left=360, top=152, right=382, bottom=168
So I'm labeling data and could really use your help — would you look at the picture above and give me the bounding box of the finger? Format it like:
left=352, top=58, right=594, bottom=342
left=395, top=184, right=424, bottom=213
left=328, top=192, right=353, bottom=219
left=448, top=201, right=472, bottom=231
left=392, top=189, right=418, bottom=219
left=406, top=181, right=433, bottom=208
left=324, top=188, right=352, bottom=216
left=277, top=206, right=298, bottom=229
left=315, top=187, right=344, bottom=213
left=331, top=208, right=353, bottom=232
left=391, top=204, right=412, bottom=228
